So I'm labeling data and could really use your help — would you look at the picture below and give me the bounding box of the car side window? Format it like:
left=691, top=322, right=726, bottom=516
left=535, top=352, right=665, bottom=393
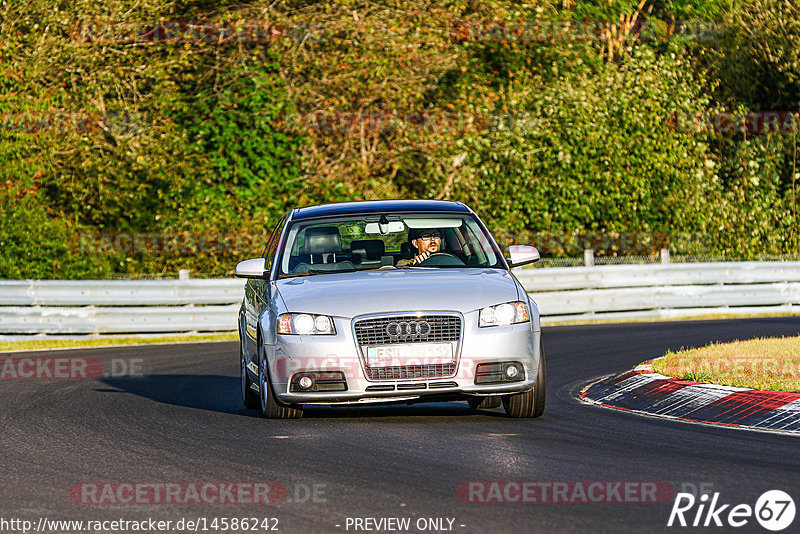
left=262, top=216, right=286, bottom=272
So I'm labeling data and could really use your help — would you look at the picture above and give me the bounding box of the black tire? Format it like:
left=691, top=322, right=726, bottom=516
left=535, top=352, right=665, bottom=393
left=533, top=341, right=547, bottom=417
left=240, top=334, right=260, bottom=410
left=258, top=339, right=302, bottom=419
left=468, top=396, right=502, bottom=410
left=502, top=340, right=546, bottom=418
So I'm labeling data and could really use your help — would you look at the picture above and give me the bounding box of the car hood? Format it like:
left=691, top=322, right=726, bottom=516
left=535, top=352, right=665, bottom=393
left=275, top=268, right=520, bottom=318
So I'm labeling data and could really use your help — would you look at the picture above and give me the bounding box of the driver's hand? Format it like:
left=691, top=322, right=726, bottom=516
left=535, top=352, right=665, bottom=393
left=412, top=252, right=431, bottom=265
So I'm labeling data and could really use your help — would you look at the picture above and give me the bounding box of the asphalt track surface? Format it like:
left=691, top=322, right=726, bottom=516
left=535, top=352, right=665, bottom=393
left=2, top=318, right=800, bottom=534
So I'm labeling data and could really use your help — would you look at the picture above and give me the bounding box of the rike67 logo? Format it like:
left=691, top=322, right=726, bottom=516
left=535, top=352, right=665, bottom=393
left=668, top=490, right=795, bottom=531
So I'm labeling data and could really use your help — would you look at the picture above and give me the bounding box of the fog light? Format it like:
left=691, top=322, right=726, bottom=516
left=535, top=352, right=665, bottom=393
left=290, top=371, right=347, bottom=392
left=475, top=361, right=524, bottom=384
left=298, top=376, right=313, bottom=389
left=505, top=365, right=519, bottom=379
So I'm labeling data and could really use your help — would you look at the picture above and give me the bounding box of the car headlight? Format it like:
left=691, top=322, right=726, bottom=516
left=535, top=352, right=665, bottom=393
left=277, top=313, right=335, bottom=335
left=479, top=301, right=529, bottom=327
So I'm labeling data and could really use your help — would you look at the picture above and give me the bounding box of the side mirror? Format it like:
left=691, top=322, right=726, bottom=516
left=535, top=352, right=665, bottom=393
left=235, top=257, right=267, bottom=279
left=507, top=245, right=540, bottom=268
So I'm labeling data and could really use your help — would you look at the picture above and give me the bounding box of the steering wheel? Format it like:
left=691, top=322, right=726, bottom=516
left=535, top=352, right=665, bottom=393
left=416, top=252, right=466, bottom=267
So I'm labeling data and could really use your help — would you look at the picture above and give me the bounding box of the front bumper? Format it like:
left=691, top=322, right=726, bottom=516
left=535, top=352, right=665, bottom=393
left=265, top=311, right=541, bottom=405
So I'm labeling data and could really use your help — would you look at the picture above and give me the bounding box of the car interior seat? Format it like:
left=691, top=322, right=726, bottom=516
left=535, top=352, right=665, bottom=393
left=292, top=226, right=355, bottom=273
left=301, top=226, right=342, bottom=264
left=350, top=239, right=392, bottom=268
left=400, top=241, right=415, bottom=260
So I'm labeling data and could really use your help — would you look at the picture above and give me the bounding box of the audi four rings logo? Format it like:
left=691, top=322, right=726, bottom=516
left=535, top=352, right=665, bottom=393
left=386, top=321, right=431, bottom=338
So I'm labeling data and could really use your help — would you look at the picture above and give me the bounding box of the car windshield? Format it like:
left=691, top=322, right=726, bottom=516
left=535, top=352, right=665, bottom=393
left=277, top=213, right=504, bottom=278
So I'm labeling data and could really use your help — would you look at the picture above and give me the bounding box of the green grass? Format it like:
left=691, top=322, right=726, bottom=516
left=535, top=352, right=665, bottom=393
left=543, top=312, right=800, bottom=326
left=653, top=335, right=800, bottom=392
left=0, top=333, right=238, bottom=352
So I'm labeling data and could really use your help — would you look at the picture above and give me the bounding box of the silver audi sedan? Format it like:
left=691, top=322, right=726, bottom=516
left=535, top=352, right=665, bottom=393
left=235, top=200, right=545, bottom=418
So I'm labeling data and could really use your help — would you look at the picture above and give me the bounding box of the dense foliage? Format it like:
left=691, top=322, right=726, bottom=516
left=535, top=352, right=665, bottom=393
left=1, top=0, right=798, bottom=278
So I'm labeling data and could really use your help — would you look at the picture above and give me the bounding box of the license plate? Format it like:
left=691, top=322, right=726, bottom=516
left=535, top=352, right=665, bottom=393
left=366, top=343, right=453, bottom=367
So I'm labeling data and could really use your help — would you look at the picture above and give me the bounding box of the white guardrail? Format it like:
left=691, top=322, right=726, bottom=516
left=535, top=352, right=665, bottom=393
left=1, top=262, right=799, bottom=335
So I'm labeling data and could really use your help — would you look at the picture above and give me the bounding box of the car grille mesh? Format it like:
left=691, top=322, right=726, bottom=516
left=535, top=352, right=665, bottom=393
left=366, top=363, right=457, bottom=381
left=354, top=315, right=460, bottom=346
left=354, top=314, right=461, bottom=381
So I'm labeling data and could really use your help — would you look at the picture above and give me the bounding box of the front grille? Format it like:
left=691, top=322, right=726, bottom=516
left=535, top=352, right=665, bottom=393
left=354, top=315, right=460, bottom=346
left=397, top=382, right=427, bottom=390
left=366, top=363, right=456, bottom=380
left=428, top=381, right=458, bottom=389
left=365, top=385, right=395, bottom=392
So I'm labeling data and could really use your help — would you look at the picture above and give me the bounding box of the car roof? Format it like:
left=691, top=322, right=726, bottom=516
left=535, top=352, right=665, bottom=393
left=290, top=200, right=471, bottom=221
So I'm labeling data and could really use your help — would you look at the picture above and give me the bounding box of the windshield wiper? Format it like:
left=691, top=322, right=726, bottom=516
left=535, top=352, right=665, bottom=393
left=279, top=268, right=358, bottom=279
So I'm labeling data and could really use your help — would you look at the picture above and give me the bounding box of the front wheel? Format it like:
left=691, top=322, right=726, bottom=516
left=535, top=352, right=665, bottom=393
left=502, top=340, right=546, bottom=418
left=258, top=342, right=302, bottom=419
left=241, top=353, right=260, bottom=410
left=241, top=329, right=260, bottom=409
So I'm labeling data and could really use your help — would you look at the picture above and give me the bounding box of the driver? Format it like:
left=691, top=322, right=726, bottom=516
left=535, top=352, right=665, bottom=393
left=397, top=229, right=443, bottom=266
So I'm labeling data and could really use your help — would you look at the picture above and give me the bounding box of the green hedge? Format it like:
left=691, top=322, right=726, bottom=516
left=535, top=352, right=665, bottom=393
left=1, top=0, right=798, bottom=278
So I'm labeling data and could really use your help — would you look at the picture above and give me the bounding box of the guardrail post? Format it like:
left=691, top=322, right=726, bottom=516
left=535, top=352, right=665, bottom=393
left=179, top=269, right=190, bottom=280
left=583, top=249, right=594, bottom=267
left=660, top=249, right=670, bottom=264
